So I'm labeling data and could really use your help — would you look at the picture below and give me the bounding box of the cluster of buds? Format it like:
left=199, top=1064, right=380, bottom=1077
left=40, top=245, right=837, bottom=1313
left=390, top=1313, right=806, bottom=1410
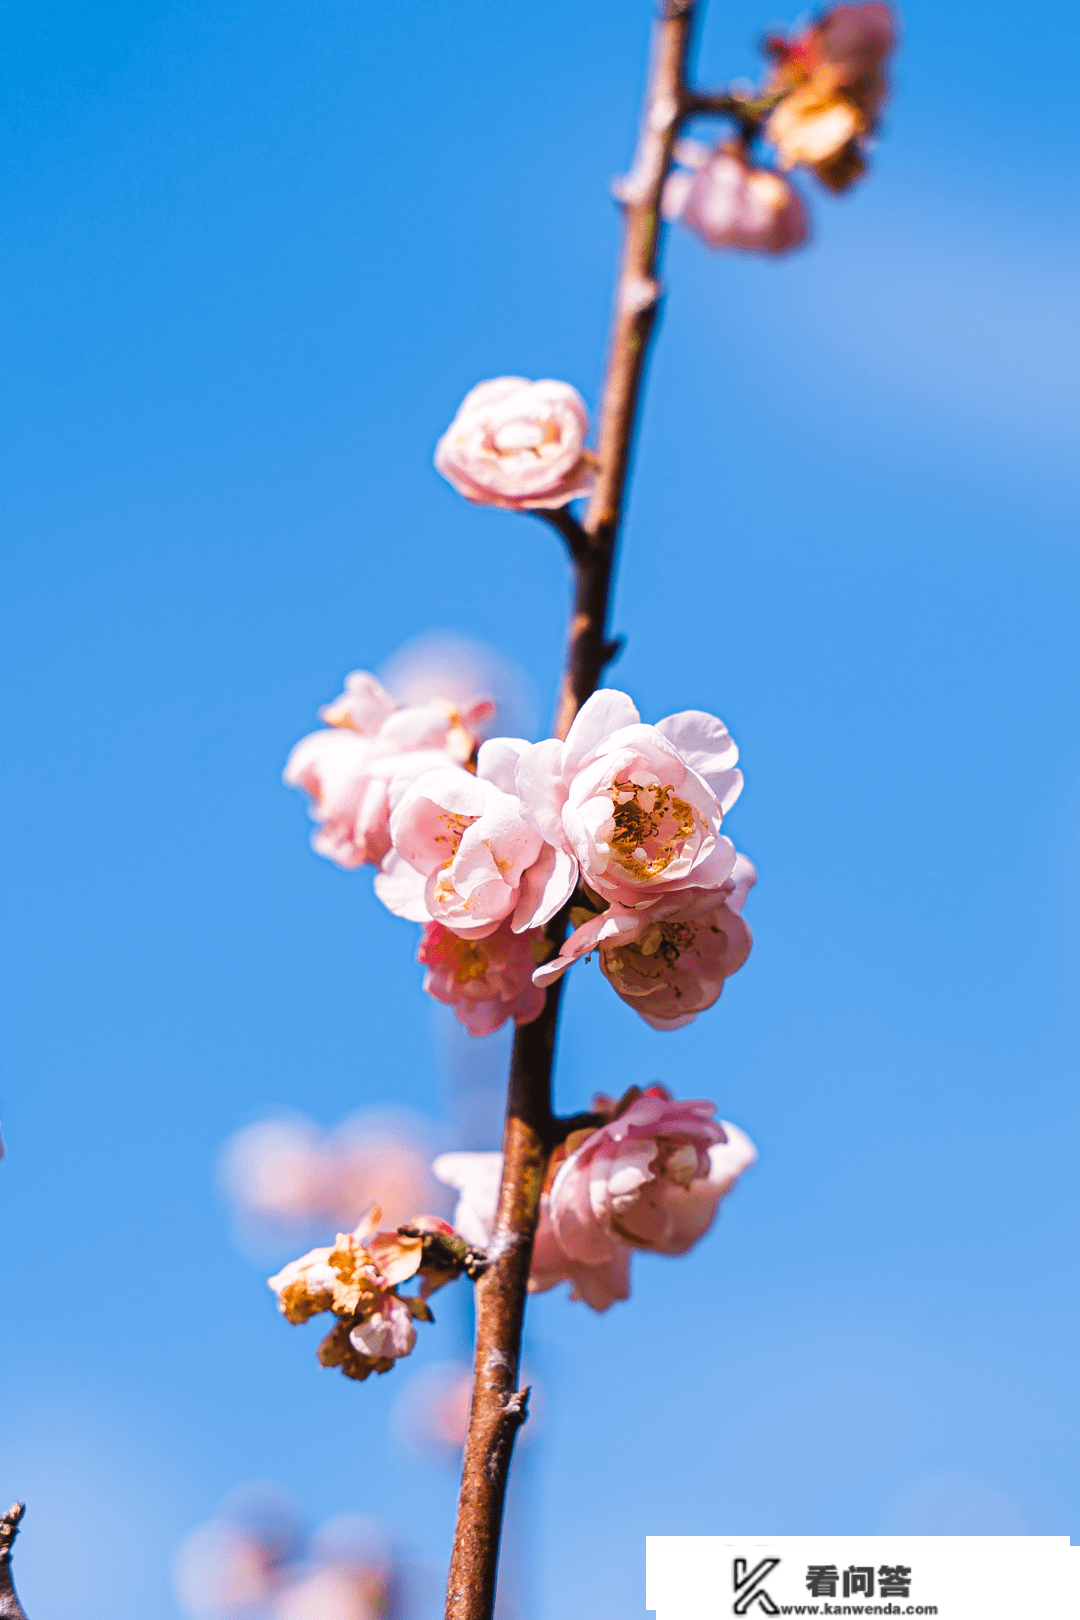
left=664, top=3, right=896, bottom=257
left=267, top=1205, right=484, bottom=1381
left=436, top=1086, right=757, bottom=1311
left=288, top=667, right=755, bottom=1034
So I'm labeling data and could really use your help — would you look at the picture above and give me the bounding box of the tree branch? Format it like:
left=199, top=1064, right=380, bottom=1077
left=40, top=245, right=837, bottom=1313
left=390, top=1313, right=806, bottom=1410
left=0, top=1505, right=29, bottom=1620
left=444, top=6, right=704, bottom=1619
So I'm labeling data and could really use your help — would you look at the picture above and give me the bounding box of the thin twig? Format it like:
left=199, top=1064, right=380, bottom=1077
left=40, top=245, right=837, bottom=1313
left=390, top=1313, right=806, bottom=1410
left=443, top=6, right=704, bottom=1620
left=0, top=1504, right=29, bottom=1620
left=533, top=506, right=588, bottom=562
left=554, top=0, right=700, bottom=738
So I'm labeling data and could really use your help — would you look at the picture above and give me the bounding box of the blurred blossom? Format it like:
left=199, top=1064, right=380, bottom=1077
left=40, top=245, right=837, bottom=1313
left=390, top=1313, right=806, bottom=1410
left=664, top=141, right=808, bottom=255
left=434, top=377, right=597, bottom=510
left=173, top=1484, right=301, bottom=1619
left=379, top=635, right=536, bottom=745
left=390, top=1361, right=474, bottom=1457
left=219, top=1109, right=442, bottom=1250
left=174, top=1493, right=419, bottom=1620
left=764, top=2, right=896, bottom=191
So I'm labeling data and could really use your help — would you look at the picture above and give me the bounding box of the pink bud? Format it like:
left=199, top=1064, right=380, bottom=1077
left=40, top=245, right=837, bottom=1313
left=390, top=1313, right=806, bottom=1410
left=435, top=377, right=597, bottom=511
left=674, top=144, right=808, bottom=255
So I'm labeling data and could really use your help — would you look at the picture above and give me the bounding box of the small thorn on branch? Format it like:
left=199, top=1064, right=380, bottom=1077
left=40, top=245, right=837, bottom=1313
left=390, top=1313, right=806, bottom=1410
left=601, top=635, right=626, bottom=668
left=0, top=1503, right=29, bottom=1620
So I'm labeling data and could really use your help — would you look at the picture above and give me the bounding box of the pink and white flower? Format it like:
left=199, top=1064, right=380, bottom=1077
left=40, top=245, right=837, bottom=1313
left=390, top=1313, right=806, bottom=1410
left=418, top=919, right=546, bottom=1036
left=547, top=1089, right=756, bottom=1261
left=533, top=855, right=755, bottom=1030
left=434, top=377, right=597, bottom=511
left=664, top=141, right=808, bottom=255
left=284, top=670, right=493, bottom=870
left=433, top=1091, right=756, bottom=1312
left=514, top=689, right=742, bottom=910
left=383, top=739, right=576, bottom=937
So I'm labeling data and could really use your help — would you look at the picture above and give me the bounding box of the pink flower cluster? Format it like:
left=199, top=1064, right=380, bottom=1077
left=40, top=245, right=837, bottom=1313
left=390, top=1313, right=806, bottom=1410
left=664, top=4, right=895, bottom=256
left=287, top=676, right=754, bottom=1034
left=435, top=1087, right=757, bottom=1311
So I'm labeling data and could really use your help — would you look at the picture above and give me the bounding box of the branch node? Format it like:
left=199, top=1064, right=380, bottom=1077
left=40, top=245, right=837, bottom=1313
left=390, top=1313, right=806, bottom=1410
left=601, top=635, right=626, bottom=668
left=504, top=1386, right=531, bottom=1426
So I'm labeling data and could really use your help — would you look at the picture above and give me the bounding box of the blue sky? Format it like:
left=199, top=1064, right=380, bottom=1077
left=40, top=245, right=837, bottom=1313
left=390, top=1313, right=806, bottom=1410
left=1, top=1, right=1078, bottom=1617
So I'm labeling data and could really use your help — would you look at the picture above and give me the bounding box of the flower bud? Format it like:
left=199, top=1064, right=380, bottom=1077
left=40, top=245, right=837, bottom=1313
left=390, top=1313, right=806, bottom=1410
left=435, top=377, right=597, bottom=511
left=668, top=143, right=808, bottom=256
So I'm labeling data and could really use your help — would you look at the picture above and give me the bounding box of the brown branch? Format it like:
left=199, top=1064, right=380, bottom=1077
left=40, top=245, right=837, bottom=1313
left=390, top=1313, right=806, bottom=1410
left=443, top=6, right=704, bottom=1620
left=0, top=1504, right=29, bottom=1620
left=553, top=0, right=700, bottom=739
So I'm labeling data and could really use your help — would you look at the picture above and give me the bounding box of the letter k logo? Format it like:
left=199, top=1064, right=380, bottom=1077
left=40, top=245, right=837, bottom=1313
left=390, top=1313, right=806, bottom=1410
left=732, top=1557, right=781, bottom=1615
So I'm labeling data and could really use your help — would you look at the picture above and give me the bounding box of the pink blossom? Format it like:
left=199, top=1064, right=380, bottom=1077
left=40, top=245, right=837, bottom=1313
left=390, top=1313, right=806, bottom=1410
left=547, top=1089, right=756, bottom=1261
left=515, top=689, right=742, bottom=911
left=433, top=1093, right=755, bottom=1312
left=665, top=142, right=807, bottom=255
left=384, top=739, right=576, bottom=937
left=434, top=377, right=597, bottom=511
left=534, top=855, right=755, bottom=1030
left=284, top=670, right=493, bottom=870
left=347, top=1294, right=417, bottom=1362
left=418, top=919, right=545, bottom=1036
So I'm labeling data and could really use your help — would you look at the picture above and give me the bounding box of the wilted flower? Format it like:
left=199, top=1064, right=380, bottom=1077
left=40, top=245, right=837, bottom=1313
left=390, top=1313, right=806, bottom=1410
left=435, top=377, right=597, bottom=510
left=665, top=141, right=808, bottom=255
left=765, top=3, right=896, bottom=190
left=515, top=689, right=742, bottom=911
left=268, top=1206, right=461, bottom=1381
left=384, top=739, right=576, bottom=937
left=284, top=669, right=493, bottom=869
left=534, top=855, right=755, bottom=1029
left=434, top=1088, right=755, bottom=1312
left=418, top=919, right=546, bottom=1036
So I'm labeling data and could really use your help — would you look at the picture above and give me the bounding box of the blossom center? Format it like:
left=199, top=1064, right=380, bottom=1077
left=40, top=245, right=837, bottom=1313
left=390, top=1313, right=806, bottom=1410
left=489, top=418, right=561, bottom=456
left=607, top=774, right=696, bottom=880
left=435, top=810, right=477, bottom=865
left=448, top=937, right=491, bottom=984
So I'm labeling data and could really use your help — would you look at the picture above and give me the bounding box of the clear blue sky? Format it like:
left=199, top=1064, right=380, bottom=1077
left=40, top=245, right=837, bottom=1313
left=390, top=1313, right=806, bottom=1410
left=1, top=1, right=1078, bottom=1616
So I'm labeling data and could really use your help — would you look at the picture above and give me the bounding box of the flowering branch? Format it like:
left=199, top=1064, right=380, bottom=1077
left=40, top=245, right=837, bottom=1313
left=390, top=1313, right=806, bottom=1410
left=445, top=7, right=706, bottom=1619
left=274, top=6, right=895, bottom=1618
left=0, top=1504, right=29, bottom=1620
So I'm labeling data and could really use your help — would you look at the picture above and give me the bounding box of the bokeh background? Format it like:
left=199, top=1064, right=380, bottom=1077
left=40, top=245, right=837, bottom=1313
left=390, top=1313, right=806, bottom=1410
left=1, top=0, right=1078, bottom=1615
